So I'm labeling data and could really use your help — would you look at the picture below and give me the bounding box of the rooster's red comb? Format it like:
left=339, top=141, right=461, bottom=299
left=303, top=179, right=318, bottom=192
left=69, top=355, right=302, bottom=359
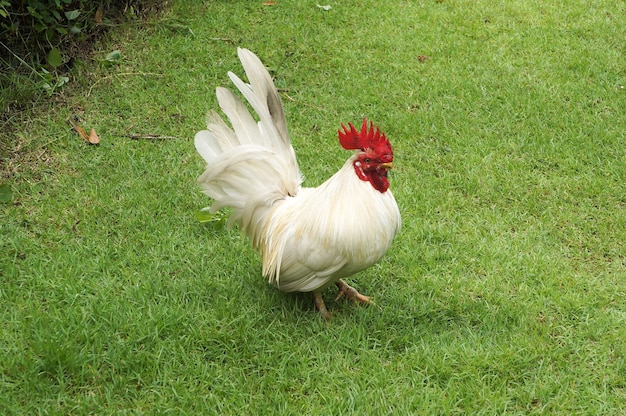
left=338, top=118, right=391, bottom=154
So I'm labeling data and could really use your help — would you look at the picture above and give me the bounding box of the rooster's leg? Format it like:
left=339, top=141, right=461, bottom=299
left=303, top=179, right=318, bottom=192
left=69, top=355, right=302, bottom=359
left=312, top=292, right=331, bottom=320
left=335, top=279, right=372, bottom=304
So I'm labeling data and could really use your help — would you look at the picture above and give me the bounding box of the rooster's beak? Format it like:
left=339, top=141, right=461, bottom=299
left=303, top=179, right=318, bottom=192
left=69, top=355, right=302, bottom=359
left=380, top=162, right=393, bottom=169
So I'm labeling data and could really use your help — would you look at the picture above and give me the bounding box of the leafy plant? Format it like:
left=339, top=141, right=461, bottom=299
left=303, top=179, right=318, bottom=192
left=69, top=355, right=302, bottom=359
left=100, top=49, right=122, bottom=66
left=0, top=1, right=163, bottom=106
left=2, top=0, right=93, bottom=42
left=0, top=0, right=9, bottom=19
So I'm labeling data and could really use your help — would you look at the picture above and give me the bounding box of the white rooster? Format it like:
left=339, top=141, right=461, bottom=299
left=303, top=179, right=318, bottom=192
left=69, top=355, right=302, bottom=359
left=194, top=48, right=401, bottom=319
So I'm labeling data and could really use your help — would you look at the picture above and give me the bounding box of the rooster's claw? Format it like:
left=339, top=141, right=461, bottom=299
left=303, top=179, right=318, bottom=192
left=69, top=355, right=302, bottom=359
left=334, top=279, right=373, bottom=304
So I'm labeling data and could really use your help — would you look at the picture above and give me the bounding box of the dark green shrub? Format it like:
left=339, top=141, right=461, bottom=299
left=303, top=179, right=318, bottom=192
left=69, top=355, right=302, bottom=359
left=0, top=1, right=161, bottom=101
left=1, top=0, right=96, bottom=43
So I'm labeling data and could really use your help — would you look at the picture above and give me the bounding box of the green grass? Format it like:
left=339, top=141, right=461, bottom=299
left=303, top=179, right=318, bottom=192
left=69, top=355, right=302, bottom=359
left=1, top=0, right=625, bottom=414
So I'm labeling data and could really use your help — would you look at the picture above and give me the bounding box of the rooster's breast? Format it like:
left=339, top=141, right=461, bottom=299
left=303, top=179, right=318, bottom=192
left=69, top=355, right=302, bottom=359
left=259, top=164, right=401, bottom=293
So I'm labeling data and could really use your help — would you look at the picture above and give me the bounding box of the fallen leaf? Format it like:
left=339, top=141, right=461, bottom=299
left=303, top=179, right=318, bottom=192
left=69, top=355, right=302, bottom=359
left=418, top=55, right=430, bottom=62
left=95, top=4, right=103, bottom=24
left=73, top=123, right=89, bottom=142
left=195, top=208, right=226, bottom=223
left=68, top=118, right=99, bottom=144
left=104, top=50, right=122, bottom=65
left=88, top=128, right=100, bottom=144
left=262, top=1, right=277, bottom=5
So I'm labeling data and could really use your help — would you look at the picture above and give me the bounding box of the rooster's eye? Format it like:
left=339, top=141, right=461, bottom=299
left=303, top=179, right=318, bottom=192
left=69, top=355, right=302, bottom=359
left=364, top=158, right=371, bottom=163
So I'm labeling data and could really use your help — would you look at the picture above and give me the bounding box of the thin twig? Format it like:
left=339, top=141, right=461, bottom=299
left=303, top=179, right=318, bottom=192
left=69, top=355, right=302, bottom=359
left=128, top=134, right=179, bottom=140
left=208, top=37, right=235, bottom=43
left=282, top=93, right=326, bottom=111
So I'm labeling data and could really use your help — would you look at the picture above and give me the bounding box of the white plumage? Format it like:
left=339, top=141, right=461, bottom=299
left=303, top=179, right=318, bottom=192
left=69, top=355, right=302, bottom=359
left=195, top=48, right=401, bottom=318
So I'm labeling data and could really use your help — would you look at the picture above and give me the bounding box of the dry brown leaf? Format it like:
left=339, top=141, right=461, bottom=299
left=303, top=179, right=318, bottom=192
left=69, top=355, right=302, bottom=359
left=68, top=118, right=99, bottom=145
left=69, top=119, right=89, bottom=142
left=88, top=128, right=100, bottom=144
left=95, top=5, right=104, bottom=24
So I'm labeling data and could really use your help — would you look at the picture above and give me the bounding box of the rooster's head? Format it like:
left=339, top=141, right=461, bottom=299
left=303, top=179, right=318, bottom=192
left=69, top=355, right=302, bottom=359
left=338, top=118, right=393, bottom=193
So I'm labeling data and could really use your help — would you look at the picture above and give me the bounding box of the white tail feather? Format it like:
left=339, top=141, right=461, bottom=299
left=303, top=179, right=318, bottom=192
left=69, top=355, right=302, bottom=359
left=194, top=48, right=302, bottom=234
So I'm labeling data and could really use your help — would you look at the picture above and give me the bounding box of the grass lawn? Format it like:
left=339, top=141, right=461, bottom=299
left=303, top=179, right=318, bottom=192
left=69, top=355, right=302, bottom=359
left=1, top=0, right=625, bottom=414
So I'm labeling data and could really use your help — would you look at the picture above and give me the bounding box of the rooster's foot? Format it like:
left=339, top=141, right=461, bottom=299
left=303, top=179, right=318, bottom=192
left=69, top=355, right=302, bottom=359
left=313, top=292, right=331, bottom=320
left=334, top=279, right=373, bottom=304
